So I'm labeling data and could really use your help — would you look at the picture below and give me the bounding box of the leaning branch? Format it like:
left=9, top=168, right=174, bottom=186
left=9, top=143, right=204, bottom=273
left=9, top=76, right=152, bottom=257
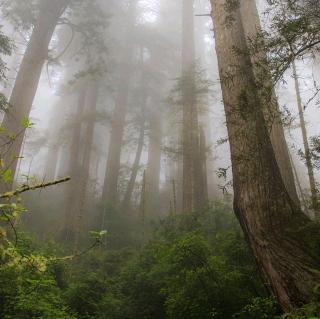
left=0, top=177, right=71, bottom=199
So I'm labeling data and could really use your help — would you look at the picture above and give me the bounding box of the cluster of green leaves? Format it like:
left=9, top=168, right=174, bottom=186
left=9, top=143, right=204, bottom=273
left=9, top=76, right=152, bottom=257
left=260, top=0, right=320, bottom=81
left=0, top=27, right=13, bottom=111
left=0, top=232, right=76, bottom=319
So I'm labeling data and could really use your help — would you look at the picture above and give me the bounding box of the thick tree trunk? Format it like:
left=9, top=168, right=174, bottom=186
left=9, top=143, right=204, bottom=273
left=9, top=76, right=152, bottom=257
left=0, top=0, right=68, bottom=189
left=102, top=0, right=137, bottom=205
left=292, top=62, right=319, bottom=217
left=239, top=0, right=300, bottom=207
left=122, top=113, right=146, bottom=211
left=210, top=0, right=320, bottom=311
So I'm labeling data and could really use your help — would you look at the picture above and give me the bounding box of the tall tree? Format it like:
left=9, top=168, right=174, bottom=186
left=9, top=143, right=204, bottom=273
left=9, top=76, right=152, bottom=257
left=1, top=0, right=69, bottom=188
left=146, top=102, right=162, bottom=215
left=292, top=61, right=319, bottom=216
left=210, top=0, right=320, bottom=311
left=74, top=82, right=99, bottom=250
left=181, top=0, right=205, bottom=212
left=102, top=0, right=138, bottom=205
left=45, top=99, right=67, bottom=180
left=63, top=84, right=87, bottom=242
left=198, top=126, right=208, bottom=207
left=122, top=109, right=146, bottom=212
left=239, top=0, right=300, bottom=207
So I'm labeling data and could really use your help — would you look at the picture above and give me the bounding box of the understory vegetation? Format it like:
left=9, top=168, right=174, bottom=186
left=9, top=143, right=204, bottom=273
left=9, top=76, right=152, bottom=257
left=1, top=200, right=319, bottom=318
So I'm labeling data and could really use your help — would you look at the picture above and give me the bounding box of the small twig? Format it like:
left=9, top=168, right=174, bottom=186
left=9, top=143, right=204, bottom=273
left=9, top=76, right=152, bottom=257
left=0, top=177, right=71, bottom=199
left=59, top=240, right=101, bottom=261
left=195, top=13, right=211, bottom=17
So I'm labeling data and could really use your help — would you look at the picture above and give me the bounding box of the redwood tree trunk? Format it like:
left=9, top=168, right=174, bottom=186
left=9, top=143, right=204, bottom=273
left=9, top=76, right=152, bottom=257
left=146, top=104, right=162, bottom=216
left=1, top=0, right=68, bottom=188
left=73, top=83, right=98, bottom=251
left=45, top=99, right=67, bottom=180
left=239, top=0, right=300, bottom=207
left=292, top=61, right=319, bottom=217
left=182, top=0, right=200, bottom=212
left=102, top=0, right=137, bottom=205
left=210, top=0, right=320, bottom=311
left=63, top=86, right=87, bottom=242
left=122, top=114, right=146, bottom=211
left=199, top=127, right=208, bottom=207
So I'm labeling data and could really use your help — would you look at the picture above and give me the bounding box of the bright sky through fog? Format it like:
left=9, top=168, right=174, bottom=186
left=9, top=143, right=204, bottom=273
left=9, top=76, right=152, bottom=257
left=139, top=0, right=158, bottom=24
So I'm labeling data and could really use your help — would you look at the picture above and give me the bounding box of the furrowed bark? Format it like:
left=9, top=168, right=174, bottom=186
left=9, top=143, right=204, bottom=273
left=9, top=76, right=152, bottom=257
left=239, top=0, right=300, bottom=207
left=210, top=0, right=320, bottom=311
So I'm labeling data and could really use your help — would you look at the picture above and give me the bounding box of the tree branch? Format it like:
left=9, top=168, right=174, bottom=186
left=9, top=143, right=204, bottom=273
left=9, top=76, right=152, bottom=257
left=0, top=177, right=71, bottom=199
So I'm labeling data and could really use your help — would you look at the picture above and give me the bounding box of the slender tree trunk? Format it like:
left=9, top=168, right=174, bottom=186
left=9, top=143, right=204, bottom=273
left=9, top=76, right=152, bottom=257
left=239, top=0, right=300, bottom=207
left=0, top=0, right=68, bottom=189
left=199, top=127, right=208, bottom=206
left=182, top=0, right=201, bottom=212
left=45, top=99, right=67, bottom=180
left=122, top=112, right=146, bottom=211
left=210, top=0, right=320, bottom=311
left=102, top=0, right=137, bottom=205
left=73, top=83, right=98, bottom=251
left=292, top=62, right=319, bottom=217
left=63, top=86, right=87, bottom=242
left=146, top=104, right=162, bottom=215
left=45, top=144, right=60, bottom=180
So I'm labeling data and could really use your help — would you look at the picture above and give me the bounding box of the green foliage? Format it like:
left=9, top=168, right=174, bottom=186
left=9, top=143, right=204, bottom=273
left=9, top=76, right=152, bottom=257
left=62, top=202, right=271, bottom=319
left=0, top=200, right=316, bottom=318
left=282, top=302, right=320, bottom=319
left=0, top=235, right=75, bottom=319
left=233, top=297, right=280, bottom=319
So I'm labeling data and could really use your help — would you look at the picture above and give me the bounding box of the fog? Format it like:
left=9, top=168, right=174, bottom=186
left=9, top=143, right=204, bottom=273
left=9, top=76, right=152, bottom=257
left=0, top=0, right=318, bottom=230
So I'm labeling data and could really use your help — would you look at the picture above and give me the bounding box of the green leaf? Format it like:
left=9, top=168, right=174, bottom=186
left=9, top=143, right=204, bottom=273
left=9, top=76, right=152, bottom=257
left=21, top=117, right=34, bottom=128
left=2, top=169, right=13, bottom=182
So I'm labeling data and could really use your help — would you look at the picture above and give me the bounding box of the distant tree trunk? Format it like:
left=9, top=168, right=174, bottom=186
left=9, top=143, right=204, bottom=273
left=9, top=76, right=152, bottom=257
left=0, top=0, right=68, bottom=189
left=45, top=100, right=66, bottom=180
left=199, top=127, right=208, bottom=206
left=73, top=83, right=98, bottom=251
left=122, top=111, right=146, bottom=211
left=45, top=144, right=60, bottom=180
left=63, top=86, right=87, bottom=242
left=210, top=0, right=320, bottom=311
left=239, top=0, right=300, bottom=207
left=146, top=103, right=162, bottom=215
left=102, top=0, right=137, bottom=205
left=292, top=62, right=318, bottom=217
left=181, top=0, right=202, bottom=212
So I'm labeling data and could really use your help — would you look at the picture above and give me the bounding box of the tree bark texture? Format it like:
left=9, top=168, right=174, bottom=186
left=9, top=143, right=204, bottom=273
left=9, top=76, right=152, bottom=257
left=239, top=0, right=300, bottom=207
left=210, top=0, right=320, bottom=311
